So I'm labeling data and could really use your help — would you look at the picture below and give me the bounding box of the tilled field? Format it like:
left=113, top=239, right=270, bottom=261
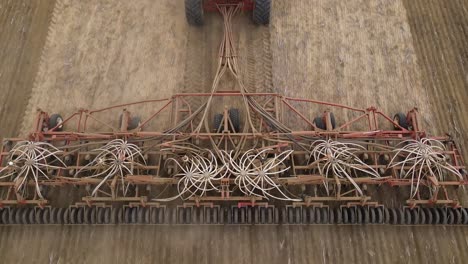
left=0, top=0, right=55, bottom=140
left=1, top=0, right=468, bottom=263
left=403, top=0, right=468, bottom=162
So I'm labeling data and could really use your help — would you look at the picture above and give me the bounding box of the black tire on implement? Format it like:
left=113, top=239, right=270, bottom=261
left=253, top=0, right=271, bottom=25
left=49, top=114, right=63, bottom=131
left=213, top=113, right=223, bottom=132
left=393, top=112, right=408, bottom=130
left=228, top=108, right=241, bottom=132
left=313, top=117, right=325, bottom=130
left=185, top=0, right=204, bottom=26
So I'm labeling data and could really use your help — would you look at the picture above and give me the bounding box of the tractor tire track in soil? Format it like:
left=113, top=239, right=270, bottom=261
left=0, top=0, right=56, bottom=140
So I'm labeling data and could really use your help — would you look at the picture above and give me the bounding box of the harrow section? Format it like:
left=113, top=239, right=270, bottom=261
left=0, top=3, right=466, bottom=225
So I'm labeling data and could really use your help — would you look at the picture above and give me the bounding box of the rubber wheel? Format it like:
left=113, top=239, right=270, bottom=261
left=308, top=207, right=315, bottom=224
left=370, top=208, right=376, bottom=224
left=159, top=208, right=165, bottom=224
left=362, top=207, right=370, bottom=224
left=50, top=208, right=59, bottom=224
left=22, top=208, right=29, bottom=224
left=97, top=207, right=104, bottom=224
left=313, top=117, right=325, bottom=130
left=15, top=208, right=23, bottom=224
left=8, top=208, right=17, bottom=224
left=462, top=208, right=468, bottom=225
left=42, top=209, right=50, bottom=224
left=116, top=208, right=123, bottom=224
left=419, top=208, right=426, bottom=225
left=375, top=208, right=383, bottom=224
left=438, top=208, right=447, bottom=225
left=233, top=207, right=239, bottom=224
left=430, top=208, right=439, bottom=224
left=56, top=208, right=64, bottom=224
left=220, top=208, right=225, bottom=224
left=396, top=208, right=405, bottom=225
left=253, top=0, right=271, bottom=25
left=335, top=208, right=342, bottom=224
left=228, top=108, right=240, bottom=133
left=130, top=207, right=138, bottom=223
left=349, top=208, right=356, bottom=224
left=342, top=208, right=349, bottom=224
left=240, top=207, right=245, bottom=224
left=280, top=207, right=286, bottom=224
left=404, top=209, right=412, bottom=225
left=138, top=208, right=145, bottom=224
left=447, top=209, right=455, bottom=225
left=389, top=208, right=397, bottom=225
left=423, top=208, right=431, bottom=225
left=205, top=208, right=211, bottom=224
left=63, top=208, right=70, bottom=224
left=185, top=0, right=203, bottom=26
left=213, top=208, right=219, bottom=224
left=119, top=114, right=140, bottom=131
left=129, top=117, right=141, bottom=130
left=314, top=208, right=321, bottom=224
left=254, top=207, right=260, bottom=224
left=36, top=209, right=44, bottom=224
left=356, top=207, right=363, bottom=224
left=383, top=208, right=390, bottom=224
left=2, top=209, right=9, bottom=224
left=213, top=113, right=223, bottom=132
left=274, top=208, right=279, bottom=224
left=83, top=208, right=91, bottom=224
left=48, top=114, right=63, bottom=131
left=124, top=208, right=131, bottom=224
left=393, top=112, right=408, bottom=130
left=163, top=208, right=170, bottom=224
left=29, top=208, right=37, bottom=224
left=287, top=208, right=293, bottom=224
left=90, top=207, right=97, bottom=224
left=144, top=208, right=150, bottom=224
left=326, top=112, right=336, bottom=129
left=261, top=207, right=268, bottom=224
left=454, top=209, right=462, bottom=225
left=321, top=208, right=328, bottom=224
left=76, top=207, right=84, bottom=224
left=295, top=207, right=302, bottom=224
left=328, top=208, right=334, bottom=224
left=411, top=209, right=419, bottom=225
left=151, top=209, right=157, bottom=224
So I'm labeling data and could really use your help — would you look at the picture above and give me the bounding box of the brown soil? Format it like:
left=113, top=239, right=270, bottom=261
left=403, top=0, right=468, bottom=161
left=1, top=225, right=468, bottom=263
left=0, top=0, right=55, bottom=140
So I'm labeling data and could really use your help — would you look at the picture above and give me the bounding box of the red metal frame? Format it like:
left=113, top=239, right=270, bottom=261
left=0, top=92, right=466, bottom=208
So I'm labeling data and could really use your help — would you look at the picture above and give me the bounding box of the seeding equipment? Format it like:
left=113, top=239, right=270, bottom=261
left=0, top=2, right=467, bottom=225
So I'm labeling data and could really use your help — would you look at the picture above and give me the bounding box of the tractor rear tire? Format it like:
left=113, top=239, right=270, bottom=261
left=253, top=0, right=271, bottom=25
left=185, top=0, right=204, bottom=26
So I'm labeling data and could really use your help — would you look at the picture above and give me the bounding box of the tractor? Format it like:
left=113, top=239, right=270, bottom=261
left=185, top=0, right=271, bottom=25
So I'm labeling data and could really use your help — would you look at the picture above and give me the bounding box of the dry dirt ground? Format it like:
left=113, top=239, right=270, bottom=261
left=0, top=0, right=55, bottom=140
left=1, top=0, right=468, bottom=263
